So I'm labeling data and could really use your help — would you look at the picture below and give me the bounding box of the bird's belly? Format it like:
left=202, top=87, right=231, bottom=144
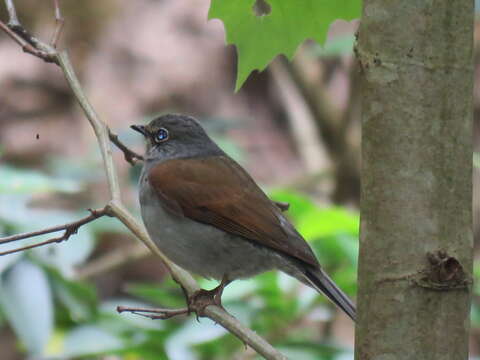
left=140, top=185, right=279, bottom=280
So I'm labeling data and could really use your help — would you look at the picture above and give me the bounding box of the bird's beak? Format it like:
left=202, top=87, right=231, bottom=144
left=130, top=125, right=148, bottom=137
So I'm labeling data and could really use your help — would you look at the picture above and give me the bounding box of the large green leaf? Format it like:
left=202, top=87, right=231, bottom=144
left=208, top=0, right=361, bottom=90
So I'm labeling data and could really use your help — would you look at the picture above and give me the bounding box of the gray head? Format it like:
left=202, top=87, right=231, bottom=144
left=131, top=114, right=223, bottom=162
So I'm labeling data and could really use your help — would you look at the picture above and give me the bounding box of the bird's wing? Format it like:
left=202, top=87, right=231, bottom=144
left=148, top=155, right=318, bottom=267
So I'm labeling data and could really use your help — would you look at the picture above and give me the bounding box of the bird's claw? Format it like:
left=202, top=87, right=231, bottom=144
left=188, top=287, right=225, bottom=319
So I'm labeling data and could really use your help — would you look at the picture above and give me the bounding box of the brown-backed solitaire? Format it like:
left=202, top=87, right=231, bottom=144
left=131, top=114, right=356, bottom=321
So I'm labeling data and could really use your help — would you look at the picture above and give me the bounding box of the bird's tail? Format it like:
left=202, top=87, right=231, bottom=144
left=304, top=268, right=356, bottom=321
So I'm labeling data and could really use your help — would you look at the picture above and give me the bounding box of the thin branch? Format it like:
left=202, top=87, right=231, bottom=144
left=5, top=0, right=33, bottom=45
left=117, top=306, right=189, bottom=320
left=5, top=0, right=20, bottom=26
left=0, top=20, right=58, bottom=64
left=3, top=0, right=58, bottom=62
left=0, top=208, right=107, bottom=245
left=115, top=305, right=289, bottom=359
left=0, top=19, right=28, bottom=49
left=50, top=0, right=64, bottom=48
left=108, top=127, right=144, bottom=165
left=0, top=234, right=68, bottom=256
left=0, top=208, right=108, bottom=256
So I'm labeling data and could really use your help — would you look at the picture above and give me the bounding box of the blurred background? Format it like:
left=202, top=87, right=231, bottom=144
left=0, top=1, right=476, bottom=359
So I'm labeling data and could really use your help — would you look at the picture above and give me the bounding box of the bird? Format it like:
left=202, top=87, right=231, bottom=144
left=131, top=114, right=356, bottom=321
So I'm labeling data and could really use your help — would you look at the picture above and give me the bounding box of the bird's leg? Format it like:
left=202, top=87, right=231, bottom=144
left=188, top=275, right=231, bottom=317
left=117, top=277, right=232, bottom=321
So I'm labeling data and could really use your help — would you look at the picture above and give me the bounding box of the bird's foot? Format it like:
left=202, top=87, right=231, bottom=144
left=117, top=277, right=231, bottom=321
left=188, top=276, right=231, bottom=318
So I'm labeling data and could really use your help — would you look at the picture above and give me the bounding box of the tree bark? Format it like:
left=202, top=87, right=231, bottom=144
left=355, top=1, right=474, bottom=359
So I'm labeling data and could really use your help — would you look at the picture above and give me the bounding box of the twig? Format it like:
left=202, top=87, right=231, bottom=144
left=0, top=208, right=107, bottom=245
left=3, top=0, right=59, bottom=63
left=5, top=0, right=34, bottom=45
left=108, top=127, right=144, bottom=165
left=5, top=0, right=20, bottom=26
left=50, top=0, right=64, bottom=48
left=117, top=306, right=189, bottom=320
left=0, top=208, right=108, bottom=256
left=0, top=20, right=58, bottom=64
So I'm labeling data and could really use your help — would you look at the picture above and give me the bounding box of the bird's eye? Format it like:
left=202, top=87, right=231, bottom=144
left=154, top=128, right=169, bottom=143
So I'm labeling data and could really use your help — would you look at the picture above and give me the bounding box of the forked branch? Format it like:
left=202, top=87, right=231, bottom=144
left=0, top=208, right=109, bottom=256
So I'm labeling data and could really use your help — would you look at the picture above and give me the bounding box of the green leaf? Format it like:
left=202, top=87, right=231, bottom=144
left=0, top=260, right=53, bottom=356
left=208, top=0, right=361, bottom=90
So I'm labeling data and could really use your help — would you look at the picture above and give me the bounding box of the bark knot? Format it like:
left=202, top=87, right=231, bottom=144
left=415, top=251, right=471, bottom=291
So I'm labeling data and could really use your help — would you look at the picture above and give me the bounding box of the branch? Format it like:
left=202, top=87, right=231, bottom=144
left=0, top=208, right=108, bottom=256
left=0, top=3, right=287, bottom=359
left=5, top=0, right=20, bottom=26
left=3, top=0, right=59, bottom=64
left=117, top=306, right=189, bottom=320
left=0, top=20, right=58, bottom=64
left=50, top=0, right=64, bottom=48
left=108, top=127, right=144, bottom=165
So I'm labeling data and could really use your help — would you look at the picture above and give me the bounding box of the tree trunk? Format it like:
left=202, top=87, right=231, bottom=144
left=355, top=1, right=474, bottom=359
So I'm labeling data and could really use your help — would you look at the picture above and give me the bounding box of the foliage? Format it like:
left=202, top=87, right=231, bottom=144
left=208, top=0, right=361, bottom=90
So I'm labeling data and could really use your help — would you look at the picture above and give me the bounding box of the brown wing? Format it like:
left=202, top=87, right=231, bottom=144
left=147, top=156, right=318, bottom=267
